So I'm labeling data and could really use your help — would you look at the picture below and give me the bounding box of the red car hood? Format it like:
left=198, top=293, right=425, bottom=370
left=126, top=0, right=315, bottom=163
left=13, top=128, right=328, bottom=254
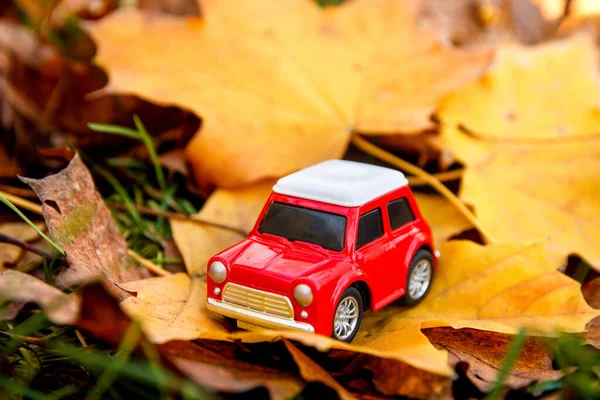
left=227, top=238, right=331, bottom=288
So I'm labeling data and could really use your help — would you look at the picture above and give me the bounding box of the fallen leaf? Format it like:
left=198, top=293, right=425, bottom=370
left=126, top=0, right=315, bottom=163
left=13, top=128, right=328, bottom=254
left=424, top=327, right=561, bottom=392
left=0, top=270, right=79, bottom=323
left=358, top=354, right=451, bottom=398
left=582, top=276, right=600, bottom=348
left=436, top=33, right=600, bottom=269
left=171, top=181, right=273, bottom=276
left=76, top=281, right=305, bottom=399
left=165, top=340, right=304, bottom=399
left=21, top=152, right=148, bottom=300
left=439, top=34, right=600, bottom=147
left=137, top=0, right=200, bottom=15
left=0, top=221, right=46, bottom=268
left=457, top=139, right=600, bottom=269
left=120, top=273, right=228, bottom=342
left=440, top=34, right=600, bottom=149
left=88, top=0, right=493, bottom=187
left=119, top=241, right=598, bottom=379
left=429, top=0, right=550, bottom=46
left=284, top=340, right=355, bottom=400
left=414, top=193, right=472, bottom=250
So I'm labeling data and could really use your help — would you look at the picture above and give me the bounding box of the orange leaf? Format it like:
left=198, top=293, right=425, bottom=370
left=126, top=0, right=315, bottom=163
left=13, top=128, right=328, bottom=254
left=87, top=0, right=493, bottom=187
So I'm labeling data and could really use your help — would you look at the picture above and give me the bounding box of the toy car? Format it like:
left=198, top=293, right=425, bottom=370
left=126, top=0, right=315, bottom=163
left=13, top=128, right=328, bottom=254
left=206, top=160, right=437, bottom=342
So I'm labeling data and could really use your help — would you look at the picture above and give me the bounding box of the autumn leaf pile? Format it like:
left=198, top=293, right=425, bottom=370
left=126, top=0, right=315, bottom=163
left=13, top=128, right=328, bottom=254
left=2, top=0, right=600, bottom=399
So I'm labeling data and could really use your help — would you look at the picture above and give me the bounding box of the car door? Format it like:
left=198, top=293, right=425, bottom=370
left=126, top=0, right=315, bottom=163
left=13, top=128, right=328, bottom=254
left=387, top=197, right=419, bottom=287
left=354, top=207, right=397, bottom=307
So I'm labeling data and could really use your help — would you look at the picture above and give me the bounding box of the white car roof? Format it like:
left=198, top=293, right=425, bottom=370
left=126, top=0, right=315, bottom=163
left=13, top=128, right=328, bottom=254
left=273, top=160, right=408, bottom=207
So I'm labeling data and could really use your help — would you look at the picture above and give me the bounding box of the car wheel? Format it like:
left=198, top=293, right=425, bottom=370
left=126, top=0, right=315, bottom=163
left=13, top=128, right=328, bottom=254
left=402, top=249, right=434, bottom=306
left=331, top=287, right=363, bottom=343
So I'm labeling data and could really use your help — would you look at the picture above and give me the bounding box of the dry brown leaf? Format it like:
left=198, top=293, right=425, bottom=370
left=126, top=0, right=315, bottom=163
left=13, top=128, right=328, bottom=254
left=76, top=282, right=305, bottom=399
left=120, top=241, right=598, bottom=379
left=164, top=340, right=304, bottom=399
left=21, top=152, right=148, bottom=299
left=284, top=340, right=355, bottom=400
left=424, top=327, right=561, bottom=392
left=0, top=270, right=79, bottom=323
left=88, top=0, right=493, bottom=188
left=0, top=221, right=46, bottom=268
left=137, top=0, right=200, bottom=15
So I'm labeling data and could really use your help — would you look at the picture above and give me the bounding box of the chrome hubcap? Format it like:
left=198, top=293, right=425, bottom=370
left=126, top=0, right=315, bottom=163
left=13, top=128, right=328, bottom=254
left=408, top=259, right=432, bottom=299
left=334, top=297, right=359, bottom=340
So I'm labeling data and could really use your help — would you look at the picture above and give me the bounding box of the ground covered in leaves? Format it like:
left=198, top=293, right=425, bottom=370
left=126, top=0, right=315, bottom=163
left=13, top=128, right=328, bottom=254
left=2, top=0, right=600, bottom=399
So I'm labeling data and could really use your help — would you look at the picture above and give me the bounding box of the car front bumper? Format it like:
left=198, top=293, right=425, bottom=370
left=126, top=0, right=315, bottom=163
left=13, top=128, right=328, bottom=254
left=206, top=298, right=315, bottom=333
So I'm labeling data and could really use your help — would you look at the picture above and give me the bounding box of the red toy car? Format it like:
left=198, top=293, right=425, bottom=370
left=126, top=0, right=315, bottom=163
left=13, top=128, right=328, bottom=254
left=206, top=160, right=437, bottom=342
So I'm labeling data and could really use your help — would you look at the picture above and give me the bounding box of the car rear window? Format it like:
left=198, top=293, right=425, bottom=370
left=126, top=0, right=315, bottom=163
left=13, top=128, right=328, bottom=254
left=388, top=197, right=415, bottom=230
left=356, top=208, right=384, bottom=250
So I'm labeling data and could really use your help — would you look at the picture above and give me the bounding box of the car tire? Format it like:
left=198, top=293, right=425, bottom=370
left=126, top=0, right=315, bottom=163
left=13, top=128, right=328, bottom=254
left=402, top=249, right=434, bottom=306
left=331, top=287, right=363, bottom=343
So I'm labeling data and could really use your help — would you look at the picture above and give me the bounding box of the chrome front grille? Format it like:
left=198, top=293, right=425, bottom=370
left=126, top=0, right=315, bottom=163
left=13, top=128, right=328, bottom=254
left=222, top=283, right=294, bottom=319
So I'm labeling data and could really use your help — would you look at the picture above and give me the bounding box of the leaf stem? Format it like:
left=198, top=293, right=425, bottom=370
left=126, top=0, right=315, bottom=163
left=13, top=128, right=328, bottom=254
left=0, top=233, right=67, bottom=267
left=107, top=201, right=248, bottom=237
left=128, top=249, right=171, bottom=277
left=351, top=134, right=497, bottom=244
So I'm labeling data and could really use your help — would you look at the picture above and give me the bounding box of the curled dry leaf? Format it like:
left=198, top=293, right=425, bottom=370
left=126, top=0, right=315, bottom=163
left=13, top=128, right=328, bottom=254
left=0, top=270, right=79, bottom=323
left=118, top=241, right=599, bottom=382
left=88, top=0, right=493, bottom=188
left=164, top=340, right=304, bottom=399
left=283, top=340, right=355, bottom=400
left=21, top=152, right=148, bottom=300
left=423, top=327, right=561, bottom=392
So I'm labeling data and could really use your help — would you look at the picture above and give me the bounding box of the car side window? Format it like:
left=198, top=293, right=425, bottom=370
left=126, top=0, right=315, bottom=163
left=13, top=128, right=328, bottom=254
left=356, top=208, right=384, bottom=250
left=387, top=197, right=416, bottom=231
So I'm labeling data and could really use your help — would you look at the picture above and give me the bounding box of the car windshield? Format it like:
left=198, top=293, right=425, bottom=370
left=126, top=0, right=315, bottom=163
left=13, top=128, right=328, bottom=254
left=258, top=201, right=346, bottom=252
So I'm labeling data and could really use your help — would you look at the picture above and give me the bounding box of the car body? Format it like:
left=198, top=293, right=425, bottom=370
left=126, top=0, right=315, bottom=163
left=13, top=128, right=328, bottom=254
left=206, top=160, right=437, bottom=342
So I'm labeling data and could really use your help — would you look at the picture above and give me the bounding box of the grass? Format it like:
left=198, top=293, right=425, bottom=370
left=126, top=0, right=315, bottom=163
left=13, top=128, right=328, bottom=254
left=87, top=116, right=198, bottom=266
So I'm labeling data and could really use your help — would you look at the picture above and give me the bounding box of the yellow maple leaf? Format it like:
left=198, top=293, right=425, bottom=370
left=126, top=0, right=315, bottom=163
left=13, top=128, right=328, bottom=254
left=436, top=33, right=600, bottom=268
left=459, top=140, right=600, bottom=269
left=440, top=34, right=600, bottom=145
left=119, top=241, right=599, bottom=377
left=415, top=193, right=472, bottom=249
left=87, top=0, right=493, bottom=188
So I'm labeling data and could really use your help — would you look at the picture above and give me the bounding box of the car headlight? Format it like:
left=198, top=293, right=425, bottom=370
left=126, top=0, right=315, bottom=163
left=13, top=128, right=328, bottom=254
left=294, top=284, right=313, bottom=307
left=208, top=261, right=227, bottom=283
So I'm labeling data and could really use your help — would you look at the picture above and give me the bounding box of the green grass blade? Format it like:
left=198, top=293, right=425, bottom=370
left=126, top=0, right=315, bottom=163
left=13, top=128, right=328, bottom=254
left=484, top=328, right=527, bottom=400
left=85, top=323, right=141, bottom=400
left=0, top=193, right=64, bottom=256
left=93, top=165, right=145, bottom=229
left=88, top=123, right=141, bottom=140
left=133, top=115, right=167, bottom=192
